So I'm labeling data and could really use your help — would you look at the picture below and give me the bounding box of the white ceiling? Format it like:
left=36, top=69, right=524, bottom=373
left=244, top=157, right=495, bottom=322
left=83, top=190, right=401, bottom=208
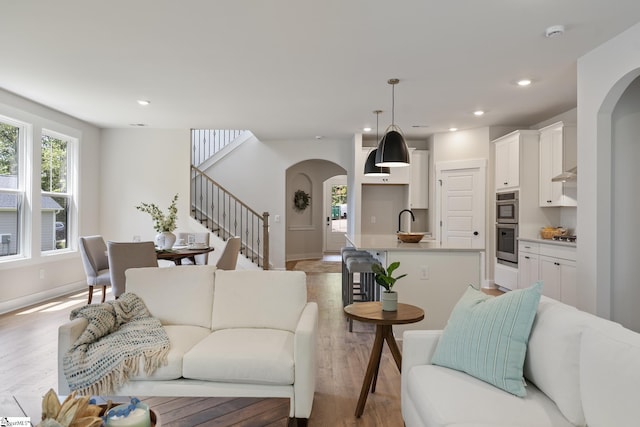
left=2, top=1, right=640, bottom=141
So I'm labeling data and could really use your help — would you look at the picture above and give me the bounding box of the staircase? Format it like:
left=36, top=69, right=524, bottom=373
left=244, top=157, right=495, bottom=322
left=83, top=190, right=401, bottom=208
left=190, top=130, right=269, bottom=269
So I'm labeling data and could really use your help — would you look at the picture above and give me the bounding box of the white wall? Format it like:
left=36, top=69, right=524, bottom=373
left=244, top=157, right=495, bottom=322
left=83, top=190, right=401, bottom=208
left=610, top=76, right=640, bottom=331
left=100, top=128, right=192, bottom=243
left=0, top=89, right=101, bottom=313
left=577, top=21, right=640, bottom=318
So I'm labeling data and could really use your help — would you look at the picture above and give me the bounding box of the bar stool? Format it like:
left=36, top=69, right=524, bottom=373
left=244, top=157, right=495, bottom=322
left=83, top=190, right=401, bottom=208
left=341, top=247, right=371, bottom=306
left=346, top=256, right=382, bottom=332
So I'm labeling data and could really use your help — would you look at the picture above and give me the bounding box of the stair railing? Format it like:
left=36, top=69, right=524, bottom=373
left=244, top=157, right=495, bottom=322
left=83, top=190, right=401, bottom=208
left=190, top=165, right=269, bottom=269
left=191, top=129, right=249, bottom=167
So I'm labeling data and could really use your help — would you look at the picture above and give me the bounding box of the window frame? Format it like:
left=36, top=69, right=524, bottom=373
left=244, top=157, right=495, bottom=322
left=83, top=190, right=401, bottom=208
left=40, top=128, right=77, bottom=255
left=0, top=115, right=28, bottom=261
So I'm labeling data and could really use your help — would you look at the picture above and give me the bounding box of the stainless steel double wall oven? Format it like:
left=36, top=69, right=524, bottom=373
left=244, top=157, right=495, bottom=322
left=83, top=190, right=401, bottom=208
left=496, top=191, right=518, bottom=266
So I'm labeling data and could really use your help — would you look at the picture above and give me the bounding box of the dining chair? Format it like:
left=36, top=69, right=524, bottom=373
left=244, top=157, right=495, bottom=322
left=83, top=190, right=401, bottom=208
left=78, top=235, right=111, bottom=304
left=216, top=236, right=241, bottom=270
left=107, top=241, right=158, bottom=298
left=176, top=232, right=211, bottom=265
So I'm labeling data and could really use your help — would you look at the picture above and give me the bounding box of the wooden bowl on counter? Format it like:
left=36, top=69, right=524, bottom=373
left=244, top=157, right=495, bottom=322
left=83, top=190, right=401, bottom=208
left=397, top=232, right=427, bottom=243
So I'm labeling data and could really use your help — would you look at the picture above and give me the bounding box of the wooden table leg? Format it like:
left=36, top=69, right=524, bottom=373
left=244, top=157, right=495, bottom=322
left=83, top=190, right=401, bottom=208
left=355, top=325, right=385, bottom=417
left=370, top=333, right=385, bottom=393
left=383, top=325, right=402, bottom=372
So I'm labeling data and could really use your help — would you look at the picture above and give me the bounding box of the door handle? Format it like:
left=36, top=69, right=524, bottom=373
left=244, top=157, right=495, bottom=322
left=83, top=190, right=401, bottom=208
left=473, top=231, right=479, bottom=236
left=326, top=216, right=330, bottom=226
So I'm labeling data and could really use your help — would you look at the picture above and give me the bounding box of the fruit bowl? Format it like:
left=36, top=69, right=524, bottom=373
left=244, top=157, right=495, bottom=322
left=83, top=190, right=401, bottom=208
left=396, top=232, right=426, bottom=243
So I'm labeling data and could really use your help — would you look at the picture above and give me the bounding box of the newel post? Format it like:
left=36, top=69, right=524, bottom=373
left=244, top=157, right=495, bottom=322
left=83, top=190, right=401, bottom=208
left=262, top=212, right=270, bottom=270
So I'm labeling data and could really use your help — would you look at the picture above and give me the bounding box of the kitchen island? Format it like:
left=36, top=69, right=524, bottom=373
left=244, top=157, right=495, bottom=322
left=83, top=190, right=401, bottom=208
left=346, top=234, right=484, bottom=335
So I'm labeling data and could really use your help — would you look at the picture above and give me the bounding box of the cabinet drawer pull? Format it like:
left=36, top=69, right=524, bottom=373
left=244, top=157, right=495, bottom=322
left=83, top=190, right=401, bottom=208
left=554, top=262, right=560, bottom=266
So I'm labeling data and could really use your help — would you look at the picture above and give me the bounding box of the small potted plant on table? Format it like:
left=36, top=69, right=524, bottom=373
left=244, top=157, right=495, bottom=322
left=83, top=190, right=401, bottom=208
left=372, top=261, right=407, bottom=311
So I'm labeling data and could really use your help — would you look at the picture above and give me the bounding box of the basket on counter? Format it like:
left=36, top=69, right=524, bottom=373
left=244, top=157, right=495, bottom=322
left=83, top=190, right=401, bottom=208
left=540, top=227, right=567, bottom=239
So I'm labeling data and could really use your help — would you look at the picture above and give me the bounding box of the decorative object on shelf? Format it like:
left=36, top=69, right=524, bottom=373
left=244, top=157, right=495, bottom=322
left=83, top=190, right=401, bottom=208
left=375, top=78, right=410, bottom=167
left=364, top=110, right=390, bottom=176
left=135, top=193, right=178, bottom=249
left=540, top=226, right=567, bottom=240
left=39, top=389, right=104, bottom=427
left=293, top=189, right=311, bottom=212
left=372, top=261, right=407, bottom=311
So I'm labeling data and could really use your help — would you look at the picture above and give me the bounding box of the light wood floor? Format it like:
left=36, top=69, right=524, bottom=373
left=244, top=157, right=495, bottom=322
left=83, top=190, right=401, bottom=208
left=0, top=268, right=409, bottom=426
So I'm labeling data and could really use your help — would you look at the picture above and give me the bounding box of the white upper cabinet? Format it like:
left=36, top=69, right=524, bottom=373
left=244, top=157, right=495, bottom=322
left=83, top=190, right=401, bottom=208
left=361, top=147, right=411, bottom=184
left=495, top=133, right=520, bottom=191
left=538, top=122, right=577, bottom=207
left=410, top=150, right=429, bottom=209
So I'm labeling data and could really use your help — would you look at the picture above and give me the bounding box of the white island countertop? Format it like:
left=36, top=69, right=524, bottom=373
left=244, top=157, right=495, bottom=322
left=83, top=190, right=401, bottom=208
left=346, top=234, right=483, bottom=252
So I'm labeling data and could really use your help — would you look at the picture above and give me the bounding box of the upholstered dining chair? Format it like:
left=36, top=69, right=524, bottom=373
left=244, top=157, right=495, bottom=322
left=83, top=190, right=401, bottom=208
left=78, top=235, right=111, bottom=304
left=176, top=232, right=211, bottom=265
left=216, top=236, right=241, bottom=270
left=107, top=241, right=158, bottom=298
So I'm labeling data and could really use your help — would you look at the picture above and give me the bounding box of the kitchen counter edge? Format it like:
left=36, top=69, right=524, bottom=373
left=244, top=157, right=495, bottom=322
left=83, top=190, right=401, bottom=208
left=518, top=237, right=577, bottom=248
left=346, top=234, right=484, bottom=252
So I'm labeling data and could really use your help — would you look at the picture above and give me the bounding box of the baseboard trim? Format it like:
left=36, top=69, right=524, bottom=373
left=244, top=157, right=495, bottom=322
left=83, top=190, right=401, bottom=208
left=0, top=281, right=86, bottom=315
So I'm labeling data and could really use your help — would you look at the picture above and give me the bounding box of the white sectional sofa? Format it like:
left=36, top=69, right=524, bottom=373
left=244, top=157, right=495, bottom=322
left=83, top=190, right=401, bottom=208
left=58, top=266, right=318, bottom=425
left=401, top=295, right=640, bottom=427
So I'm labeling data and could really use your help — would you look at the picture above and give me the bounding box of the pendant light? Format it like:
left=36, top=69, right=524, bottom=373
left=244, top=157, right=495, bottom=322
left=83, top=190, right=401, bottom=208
left=364, top=110, right=390, bottom=176
left=375, top=78, right=410, bottom=167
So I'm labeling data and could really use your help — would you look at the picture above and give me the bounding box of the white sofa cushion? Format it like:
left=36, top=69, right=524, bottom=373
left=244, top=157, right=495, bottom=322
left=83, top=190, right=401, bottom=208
left=405, top=364, right=573, bottom=427
left=580, top=326, right=640, bottom=427
left=183, top=328, right=295, bottom=385
left=126, top=265, right=216, bottom=328
left=129, top=325, right=210, bottom=381
left=523, top=296, right=621, bottom=426
left=211, top=270, right=307, bottom=332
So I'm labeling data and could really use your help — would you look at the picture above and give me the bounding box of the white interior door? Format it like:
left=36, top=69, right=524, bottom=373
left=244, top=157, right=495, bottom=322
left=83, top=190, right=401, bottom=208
left=436, top=161, right=485, bottom=249
left=324, top=175, right=347, bottom=252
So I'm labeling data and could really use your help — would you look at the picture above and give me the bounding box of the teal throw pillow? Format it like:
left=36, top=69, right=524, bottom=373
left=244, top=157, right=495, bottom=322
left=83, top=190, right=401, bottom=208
left=431, top=282, right=542, bottom=397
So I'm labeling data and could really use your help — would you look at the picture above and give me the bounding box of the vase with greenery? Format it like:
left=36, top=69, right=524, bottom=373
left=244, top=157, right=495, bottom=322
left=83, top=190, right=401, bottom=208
left=372, top=261, right=407, bottom=311
left=135, top=194, right=178, bottom=249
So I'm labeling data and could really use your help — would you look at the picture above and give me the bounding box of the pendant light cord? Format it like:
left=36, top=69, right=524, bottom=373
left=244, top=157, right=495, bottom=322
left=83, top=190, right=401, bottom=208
left=391, top=83, right=395, bottom=126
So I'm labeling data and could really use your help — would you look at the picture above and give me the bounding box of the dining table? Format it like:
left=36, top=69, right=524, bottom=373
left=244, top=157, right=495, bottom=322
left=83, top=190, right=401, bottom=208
left=155, top=245, right=215, bottom=265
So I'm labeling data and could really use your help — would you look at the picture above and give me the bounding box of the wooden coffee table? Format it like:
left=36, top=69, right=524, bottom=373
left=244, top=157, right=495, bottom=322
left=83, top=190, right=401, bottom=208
left=2, top=395, right=290, bottom=426
left=344, top=301, right=425, bottom=418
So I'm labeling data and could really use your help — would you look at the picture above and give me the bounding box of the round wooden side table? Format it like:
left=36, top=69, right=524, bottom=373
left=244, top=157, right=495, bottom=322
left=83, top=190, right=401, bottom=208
left=343, top=301, right=425, bottom=418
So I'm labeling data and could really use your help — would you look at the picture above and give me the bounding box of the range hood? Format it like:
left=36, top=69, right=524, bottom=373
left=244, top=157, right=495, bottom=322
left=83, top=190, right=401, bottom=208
left=552, top=166, right=577, bottom=182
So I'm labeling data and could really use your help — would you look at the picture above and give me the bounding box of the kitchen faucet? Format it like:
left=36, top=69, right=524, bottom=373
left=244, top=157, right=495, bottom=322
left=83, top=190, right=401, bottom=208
left=398, top=209, right=415, bottom=233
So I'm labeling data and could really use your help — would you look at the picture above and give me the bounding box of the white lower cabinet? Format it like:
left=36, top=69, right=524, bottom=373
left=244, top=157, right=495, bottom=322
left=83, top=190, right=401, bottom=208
left=518, top=241, right=577, bottom=306
left=518, top=243, right=539, bottom=289
left=539, top=255, right=577, bottom=306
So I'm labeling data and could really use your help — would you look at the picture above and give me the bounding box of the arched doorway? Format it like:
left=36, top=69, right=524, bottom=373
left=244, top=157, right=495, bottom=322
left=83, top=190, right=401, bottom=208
left=610, top=75, right=640, bottom=332
left=285, top=159, right=346, bottom=262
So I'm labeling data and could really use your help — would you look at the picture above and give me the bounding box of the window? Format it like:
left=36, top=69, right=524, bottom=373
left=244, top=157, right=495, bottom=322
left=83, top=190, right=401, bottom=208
left=0, top=111, right=78, bottom=261
left=0, top=119, right=24, bottom=257
left=41, top=131, right=74, bottom=252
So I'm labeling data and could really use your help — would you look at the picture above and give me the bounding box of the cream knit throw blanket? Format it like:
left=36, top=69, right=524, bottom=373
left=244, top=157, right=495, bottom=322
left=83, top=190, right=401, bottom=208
left=63, top=292, right=170, bottom=395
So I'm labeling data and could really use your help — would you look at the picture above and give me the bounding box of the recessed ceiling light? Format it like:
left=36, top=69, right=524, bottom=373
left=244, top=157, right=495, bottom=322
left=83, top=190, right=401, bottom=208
left=315, top=135, right=324, bottom=140
left=517, top=79, right=532, bottom=87
left=449, top=127, right=458, bottom=132
left=129, top=123, right=147, bottom=127
left=137, top=100, right=150, bottom=106
left=363, top=127, right=372, bottom=132
left=473, top=110, right=485, bottom=116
